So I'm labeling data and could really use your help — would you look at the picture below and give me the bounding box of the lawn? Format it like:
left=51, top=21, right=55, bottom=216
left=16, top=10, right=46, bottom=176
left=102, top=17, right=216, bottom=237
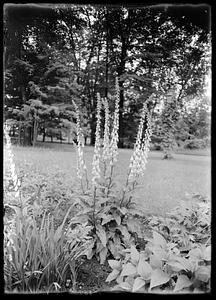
left=10, top=142, right=211, bottom=216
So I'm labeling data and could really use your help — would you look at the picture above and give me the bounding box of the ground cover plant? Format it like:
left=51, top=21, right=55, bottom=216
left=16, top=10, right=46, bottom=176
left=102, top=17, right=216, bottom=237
left=4, top=78, right=211, bottom=294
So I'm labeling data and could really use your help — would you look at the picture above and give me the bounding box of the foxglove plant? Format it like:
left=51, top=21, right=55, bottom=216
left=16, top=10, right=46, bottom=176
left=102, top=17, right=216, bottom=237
left=72, top=100, right=89, bottom=192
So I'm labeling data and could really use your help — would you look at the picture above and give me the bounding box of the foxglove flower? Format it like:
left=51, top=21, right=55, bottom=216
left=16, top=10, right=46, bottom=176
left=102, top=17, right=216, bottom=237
left=109, top=77, right=120, bottom=165
left=72, top=100, right=88, bottom=186
left=4, top=123, right=21, bottom=199
left=92, top=93, right=102, bottom=187
left=128, top=100, right=152, bottom=182
left=101, top=97, right=110, bottom=162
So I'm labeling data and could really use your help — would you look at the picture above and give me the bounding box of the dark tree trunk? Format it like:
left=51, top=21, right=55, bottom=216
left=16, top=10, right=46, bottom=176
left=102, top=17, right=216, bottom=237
left=84, top=136, right=87, bottom=146
left=90, top=112, right=96, bottom=146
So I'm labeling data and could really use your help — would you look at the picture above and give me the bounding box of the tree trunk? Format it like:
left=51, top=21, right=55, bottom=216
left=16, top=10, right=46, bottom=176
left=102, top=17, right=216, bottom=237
left=90, top=111, right=96, bottom=146
left=32, top=115, right=38, bottom=147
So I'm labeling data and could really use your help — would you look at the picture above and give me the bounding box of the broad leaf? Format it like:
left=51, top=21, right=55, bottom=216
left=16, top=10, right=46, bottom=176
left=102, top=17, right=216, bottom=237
left=118, top=281, right=132, bottom=291
left=130, top=245, right=140, bottom=264
left=174, top=275, right=192, bottom=292
left=149, top=269, right=170, bottom=290
left=152, top=231, right=167, bottom=249
left=108, top=259, right=122, bottom=270
left=167, top=260, right=187, bottom=272
left=150, top=254, right=162, bottom=269
left=117, top=224, right=131, bottom=242
left=132, top=277, right=146, bottom=292
left=106, top=269, right=120, bottom=283
left=120, top=263, right=137, bottom=277
left=195, top=266, right=211, bottom=282
left=101, top=214, right=115, bottom=225
left=137, top=259, right=152, bottom=280
left=96, top=224, right=107, bottom=247
left=203, top=246, right=211, bottom=261
left=99, top=247, right=108, bottom=264
left=188, top=248, right=203, bottom=260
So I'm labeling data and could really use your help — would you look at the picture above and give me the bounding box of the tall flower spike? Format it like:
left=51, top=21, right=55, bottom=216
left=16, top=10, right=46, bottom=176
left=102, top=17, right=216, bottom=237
left=72, top=100, right=88, bottom=189
left=92, top=92, right=102, bottom=187
left=128, top=99, right=152, bottom=182
left=109, top=77, right=120, bottom=165
left=101, top=97, right=110, bottom=162
left=4, top=123, right=21, bottom=199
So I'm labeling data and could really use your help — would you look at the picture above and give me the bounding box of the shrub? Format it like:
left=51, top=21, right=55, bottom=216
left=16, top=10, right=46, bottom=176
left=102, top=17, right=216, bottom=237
left=183, top=138, right=207, bottom=149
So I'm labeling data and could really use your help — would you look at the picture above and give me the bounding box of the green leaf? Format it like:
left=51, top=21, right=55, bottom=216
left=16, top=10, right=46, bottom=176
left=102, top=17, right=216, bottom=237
left=150, top=254, right=162, bottom=269
left=101, top=214, right=115, bottom=225
left=167, top=260, right=187, bottom=272
left=137, top=259, right=152, bottom=280
left=149, top=269, right=170, bottom=290
left=96, top=224, right=107, bottom=247
left=117, top=225, right=131, bottom=242
left=188, top=248, right=203, bottom=260
left=118, top=281, right=132, bottom=291
left=203, top=246, right=211, bottom=261
left=169, top=256, right=193, bottom=272
left=174, top=275, right=192, bottom=292
left=99, top=247, right=108, bottom=264
left=130, top=245, right=140, bottom=265
left=108, top=259, right=122, bottom=270
left=113, top=213, right=121, bottom=225
left=132, top=277, right=146, bottom=292
left=120, top=263, right=137, bottom=277
left=152, top=231, right=167, bottom=248
left=126, top=218, right=142, bottom=236
left=106, top=269, right=120, bottom=283
left=195, top=266, right=211, bottom=282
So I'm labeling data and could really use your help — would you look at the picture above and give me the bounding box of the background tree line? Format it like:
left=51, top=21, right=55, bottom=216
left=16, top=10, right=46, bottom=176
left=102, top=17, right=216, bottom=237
left=4, top=4, right=211, bottom=151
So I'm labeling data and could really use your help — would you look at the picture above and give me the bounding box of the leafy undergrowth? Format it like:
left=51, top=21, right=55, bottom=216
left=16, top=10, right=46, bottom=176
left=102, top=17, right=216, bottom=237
left=105, top=195, right=211, bottom=293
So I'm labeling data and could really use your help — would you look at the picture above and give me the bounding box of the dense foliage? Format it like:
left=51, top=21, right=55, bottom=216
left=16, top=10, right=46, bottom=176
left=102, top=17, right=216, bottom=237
left=4, top=4, right=211, bottom=150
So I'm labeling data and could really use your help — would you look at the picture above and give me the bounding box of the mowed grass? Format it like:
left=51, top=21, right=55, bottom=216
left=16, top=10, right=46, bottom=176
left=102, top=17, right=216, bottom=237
left=10, top=143, right=211, bottom=216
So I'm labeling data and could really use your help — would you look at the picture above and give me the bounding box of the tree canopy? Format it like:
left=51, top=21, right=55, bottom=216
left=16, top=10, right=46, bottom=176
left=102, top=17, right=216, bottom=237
left=4, top=3, right=211, bottom=147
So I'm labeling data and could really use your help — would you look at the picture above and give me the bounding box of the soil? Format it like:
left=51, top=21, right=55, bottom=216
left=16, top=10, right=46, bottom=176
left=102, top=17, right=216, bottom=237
left=74, top=257, right=115, bottom=294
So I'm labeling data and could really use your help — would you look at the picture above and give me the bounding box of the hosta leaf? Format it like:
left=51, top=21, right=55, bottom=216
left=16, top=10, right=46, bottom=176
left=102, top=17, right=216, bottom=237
left=120, top=263, right=137, bottom=277
left=152, top=247, right=167, bottom=261
left=125, top=275, right=135, bottom=286
left=203, top=246, right=211, bottom=261
left=149, top=269, right=170, bottom=290
left=106, top=269, right=120, bottom=283
left=118, top=281, right=132, bottom=291
left=150, top=254, right=162, bottom=269
left=108, top=259, right=122, bottom=270
left=96, top=224, right=107, bottom=247
left=195, top=266, right=211, bottom=282
left=99, top=247, right=108, bottom=264
left=137, top=259, right=152, bottom=280
left=130, top=245, right=140, bottom=264
left=174, top=275, right=192, bottom=292
left=132, top=277, right=146, bottom=292
left=171, top=256, right=193, bottom=272
left=152, top=231, right=167, bottom=249
left=188, top=248, right=203, bottom=260
left=167, top=260, right=187, bottom=272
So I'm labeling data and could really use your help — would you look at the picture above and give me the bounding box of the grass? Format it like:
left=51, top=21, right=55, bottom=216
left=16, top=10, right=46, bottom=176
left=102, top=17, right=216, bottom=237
left=9, top=143, right=211, bottom=216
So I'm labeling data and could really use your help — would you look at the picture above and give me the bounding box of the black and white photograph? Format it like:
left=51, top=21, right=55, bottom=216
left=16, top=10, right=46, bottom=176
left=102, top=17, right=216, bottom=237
left=3, top=3, right=211, bottom=294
